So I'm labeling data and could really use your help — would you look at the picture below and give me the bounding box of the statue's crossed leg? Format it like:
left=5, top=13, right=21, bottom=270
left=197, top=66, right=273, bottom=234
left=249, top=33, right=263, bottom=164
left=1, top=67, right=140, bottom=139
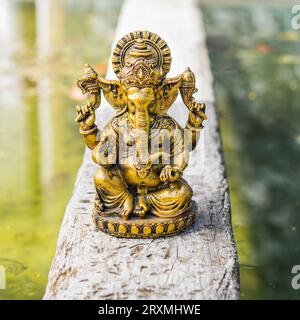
left=94, top=166, right=192, bottom=220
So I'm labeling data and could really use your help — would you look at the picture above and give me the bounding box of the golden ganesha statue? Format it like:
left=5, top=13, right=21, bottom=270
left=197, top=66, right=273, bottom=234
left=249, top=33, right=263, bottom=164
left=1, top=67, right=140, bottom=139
left=75, top=31, right=207, bottom=238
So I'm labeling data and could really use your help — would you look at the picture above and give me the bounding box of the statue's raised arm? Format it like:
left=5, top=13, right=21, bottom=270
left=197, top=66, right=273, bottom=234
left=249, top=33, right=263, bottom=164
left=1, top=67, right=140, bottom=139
left=75, top=64, right=126, bottom=150
left=75, top=64, right=101, bottom=150
left=180, top=67, right=207, bottom=150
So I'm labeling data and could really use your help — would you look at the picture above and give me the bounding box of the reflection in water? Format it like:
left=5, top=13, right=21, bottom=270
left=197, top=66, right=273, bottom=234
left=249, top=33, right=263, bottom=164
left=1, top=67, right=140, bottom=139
left=202, top=5, right=300, bottom=299
left=0, top=0, right=122, bottom=299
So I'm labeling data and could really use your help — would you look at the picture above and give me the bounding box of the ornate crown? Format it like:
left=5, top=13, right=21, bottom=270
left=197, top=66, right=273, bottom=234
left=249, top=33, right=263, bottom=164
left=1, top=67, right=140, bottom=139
left=112, top=31, right=172, bottom=88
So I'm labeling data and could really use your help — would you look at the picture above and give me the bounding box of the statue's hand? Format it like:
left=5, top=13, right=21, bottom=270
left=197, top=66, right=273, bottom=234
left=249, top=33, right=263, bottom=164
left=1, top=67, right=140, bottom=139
left=160, top=165, right=182, bottom=183
left=179, top=68, right=207, bottom=129
left=188, top=102, right=206, bottom=128
left=75, top=64, right=101, bottom=124
left=75, top=105, right=95, bottom=130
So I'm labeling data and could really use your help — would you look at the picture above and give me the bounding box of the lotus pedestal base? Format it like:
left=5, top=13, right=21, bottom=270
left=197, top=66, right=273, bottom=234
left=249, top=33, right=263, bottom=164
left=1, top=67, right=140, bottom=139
left=93, top=200, right=196, bottom=239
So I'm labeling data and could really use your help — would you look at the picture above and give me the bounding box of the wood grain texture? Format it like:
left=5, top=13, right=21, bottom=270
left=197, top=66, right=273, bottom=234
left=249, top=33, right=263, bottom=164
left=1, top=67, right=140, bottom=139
left=43, top=0, right=240, bottom=300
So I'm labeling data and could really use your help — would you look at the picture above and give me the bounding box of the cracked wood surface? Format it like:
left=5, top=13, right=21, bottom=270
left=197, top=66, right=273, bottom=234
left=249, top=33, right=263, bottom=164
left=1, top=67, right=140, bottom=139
left=43, top=0, right=240, bottom=300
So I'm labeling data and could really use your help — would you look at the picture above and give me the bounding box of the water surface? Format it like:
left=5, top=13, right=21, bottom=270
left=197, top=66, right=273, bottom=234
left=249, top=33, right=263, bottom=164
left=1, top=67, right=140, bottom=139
left=202, top=4, right=300, bottom=299
left=0, top=0, right=122, bottom=299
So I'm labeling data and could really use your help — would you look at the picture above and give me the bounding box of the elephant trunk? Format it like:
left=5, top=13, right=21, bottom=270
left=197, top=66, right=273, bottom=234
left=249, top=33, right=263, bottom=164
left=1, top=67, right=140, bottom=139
left=135, top=108, right=150, bottom=133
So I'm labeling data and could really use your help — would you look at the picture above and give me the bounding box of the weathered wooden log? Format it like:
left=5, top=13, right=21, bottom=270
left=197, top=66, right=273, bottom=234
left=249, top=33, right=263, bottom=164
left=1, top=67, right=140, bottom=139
left=43, top=0, right=240, bottom=300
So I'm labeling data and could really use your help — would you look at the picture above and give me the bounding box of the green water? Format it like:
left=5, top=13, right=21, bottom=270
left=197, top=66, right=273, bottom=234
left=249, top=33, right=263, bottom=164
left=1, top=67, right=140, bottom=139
left=0, top=0, right=122, bottom=299
left=202, top=5, right=300, bottom=299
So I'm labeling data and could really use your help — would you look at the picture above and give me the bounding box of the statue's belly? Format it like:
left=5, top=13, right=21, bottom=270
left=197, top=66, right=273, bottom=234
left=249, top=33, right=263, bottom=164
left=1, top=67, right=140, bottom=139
left=119, top=163, right=162, bottom=188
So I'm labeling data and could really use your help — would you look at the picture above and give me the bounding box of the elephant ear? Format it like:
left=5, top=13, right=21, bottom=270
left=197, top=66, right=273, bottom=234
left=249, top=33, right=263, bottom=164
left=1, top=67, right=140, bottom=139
left=98, top=77, right=127, bottom=114
left=154, top=74, right=182, bottom=115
